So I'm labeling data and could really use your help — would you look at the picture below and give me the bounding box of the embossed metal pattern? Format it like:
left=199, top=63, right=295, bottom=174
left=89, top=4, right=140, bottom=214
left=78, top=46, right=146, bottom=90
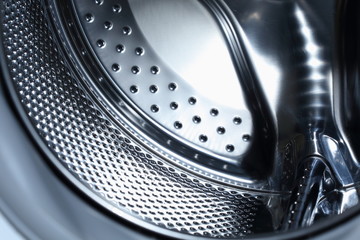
left=73, top=0, right=253, bottom=160
left=1, top=0, right=278, bottom=238
left=3, top=0, right=360, bottom=239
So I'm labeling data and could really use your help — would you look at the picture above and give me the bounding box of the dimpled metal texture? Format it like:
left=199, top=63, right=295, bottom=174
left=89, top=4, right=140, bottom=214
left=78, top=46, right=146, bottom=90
left=1, top=0, right=273, bottom=238
left=74, top=0, right=253, bottom=159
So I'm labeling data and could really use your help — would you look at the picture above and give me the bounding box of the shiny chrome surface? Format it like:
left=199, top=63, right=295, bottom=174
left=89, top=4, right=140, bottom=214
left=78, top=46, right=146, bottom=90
left=69, top=0, right=278, bottom=188
left=1, top=0, right=360, bottom=239
left=72, top=0, right=261, bottom=183
left=223, top=0, right=360, bottom=189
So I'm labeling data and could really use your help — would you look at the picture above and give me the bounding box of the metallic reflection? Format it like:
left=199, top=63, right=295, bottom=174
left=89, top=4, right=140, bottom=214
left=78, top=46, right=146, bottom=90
left=14, top=0, right=360, bottom=236
left=222, top=0, right=360, bottom=228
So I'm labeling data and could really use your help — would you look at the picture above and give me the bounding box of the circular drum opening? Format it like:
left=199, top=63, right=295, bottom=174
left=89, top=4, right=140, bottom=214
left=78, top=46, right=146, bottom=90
left=1, top=0, right=360, bottom=239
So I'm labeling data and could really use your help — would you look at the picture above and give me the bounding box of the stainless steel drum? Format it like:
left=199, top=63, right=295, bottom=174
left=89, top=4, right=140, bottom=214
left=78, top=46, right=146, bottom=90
left=1, top=0, right=360, bottom=239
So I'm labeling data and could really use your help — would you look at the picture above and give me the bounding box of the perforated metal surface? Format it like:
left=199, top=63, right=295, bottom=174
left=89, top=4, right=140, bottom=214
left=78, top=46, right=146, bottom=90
left=1, top=0, right=279, bottom=238
left=74, top=0, right=253, bottom=160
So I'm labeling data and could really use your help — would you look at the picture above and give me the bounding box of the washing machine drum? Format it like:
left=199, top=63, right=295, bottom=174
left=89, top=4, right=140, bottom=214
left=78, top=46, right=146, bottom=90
left=1, top=0, right=360, bottom=239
